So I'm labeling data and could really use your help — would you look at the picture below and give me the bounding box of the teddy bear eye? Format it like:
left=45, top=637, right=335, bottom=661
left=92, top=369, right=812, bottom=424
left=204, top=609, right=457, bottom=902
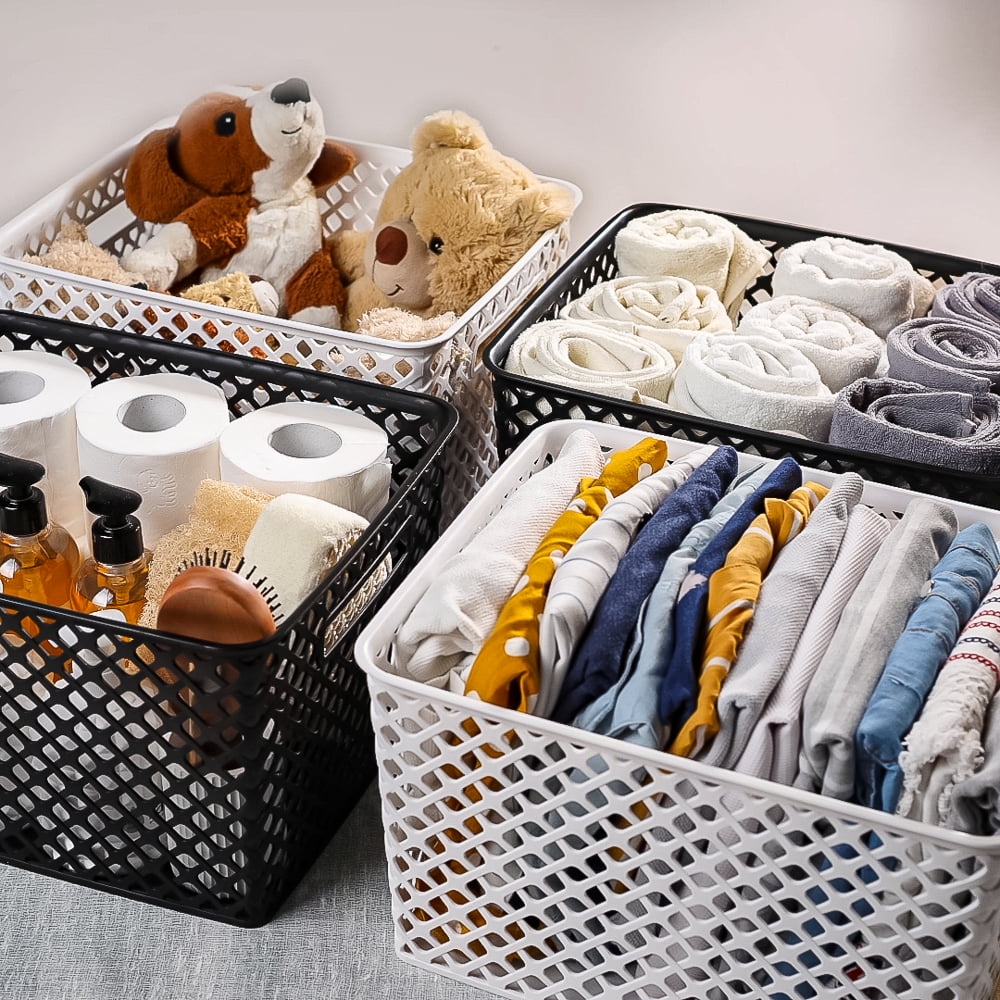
left=216, top=112, right=237, bottom=137
left=428, top=236, right=444, bottom=255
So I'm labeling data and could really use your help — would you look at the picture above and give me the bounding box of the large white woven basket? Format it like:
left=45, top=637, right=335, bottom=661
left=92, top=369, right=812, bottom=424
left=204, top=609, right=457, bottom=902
left=0, top=121, right=580, bottom=521
left=356, top=419, right=1000, bottom=1000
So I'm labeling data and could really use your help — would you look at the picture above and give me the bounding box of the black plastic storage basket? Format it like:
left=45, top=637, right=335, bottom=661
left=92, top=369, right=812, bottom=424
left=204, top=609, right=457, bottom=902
left=0, top=310, right=457, bottom=926
left=486, top=203, right=1000, bottom=506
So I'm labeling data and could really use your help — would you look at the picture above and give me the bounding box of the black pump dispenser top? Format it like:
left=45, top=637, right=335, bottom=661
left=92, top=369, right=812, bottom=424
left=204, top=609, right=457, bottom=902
left=79, top=477, right=144, bottom=565
left=0, top=453, right=49, bottom=536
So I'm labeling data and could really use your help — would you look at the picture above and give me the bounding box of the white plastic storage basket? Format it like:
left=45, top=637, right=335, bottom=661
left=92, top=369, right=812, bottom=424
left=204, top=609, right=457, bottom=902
left=355, top=419, right=1000, bottom=1000
left=0, top=120, right=580, bottom=521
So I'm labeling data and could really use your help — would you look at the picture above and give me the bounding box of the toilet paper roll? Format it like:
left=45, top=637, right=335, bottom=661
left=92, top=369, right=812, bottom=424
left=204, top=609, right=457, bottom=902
left=0, top=350, right=92, bottom=545
left=219, top=401, right=392, bottom=521
left=76, top=373, right=230, bottom=548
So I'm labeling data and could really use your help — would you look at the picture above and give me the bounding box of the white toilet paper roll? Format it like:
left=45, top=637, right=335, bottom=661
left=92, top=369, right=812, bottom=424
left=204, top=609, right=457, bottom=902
left=76, top=373, right=230, bottom=548
left=0, top=350, right=92, bottom=545
left=219, top=401, right=392, bottom=521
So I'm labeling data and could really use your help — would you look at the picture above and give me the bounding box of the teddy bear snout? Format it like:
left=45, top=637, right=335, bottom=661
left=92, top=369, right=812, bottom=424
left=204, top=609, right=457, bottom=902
left=375, top=225, right=409, bottom=266
left=270, top=77, right=311, bottom=106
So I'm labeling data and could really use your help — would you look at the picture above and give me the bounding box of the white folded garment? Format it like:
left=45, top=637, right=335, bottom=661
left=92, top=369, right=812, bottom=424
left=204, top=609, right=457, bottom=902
left=771, top=237, right=935, bottom=339
left=667, top=334, right=835, bottom=440
left=505, top=318, right=676, bottom=405
left=737, top=294, right=887, bottom=391
left=614, top=208, right=770, bottom=322
left=561, top=275, right=732, bottom=364
left=393, top=429, right=606, bottom=687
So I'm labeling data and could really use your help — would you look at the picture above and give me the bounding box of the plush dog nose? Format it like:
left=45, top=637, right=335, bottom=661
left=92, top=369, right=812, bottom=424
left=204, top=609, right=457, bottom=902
left=270, top=77, right=311, bottom=106
left=375, top=225, right=409, bottom=266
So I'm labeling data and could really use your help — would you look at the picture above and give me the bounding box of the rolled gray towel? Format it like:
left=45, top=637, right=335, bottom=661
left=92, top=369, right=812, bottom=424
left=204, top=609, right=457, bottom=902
left=830, top=377, right=1000, bottom=474
left=887, top=316, right=1000, bottom=392
left=932, top=271, right=1000, bottom=328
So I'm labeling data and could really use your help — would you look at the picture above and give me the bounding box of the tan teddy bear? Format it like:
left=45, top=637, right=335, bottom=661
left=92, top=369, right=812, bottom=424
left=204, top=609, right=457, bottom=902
left=329, top=110, right=575, bottom=332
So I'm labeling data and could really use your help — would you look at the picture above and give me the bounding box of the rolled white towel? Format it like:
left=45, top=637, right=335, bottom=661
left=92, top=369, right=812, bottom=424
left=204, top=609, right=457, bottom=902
left=561, top=274, right=732, bottom=364
left=771, top=236, right=935, bottom=339
left=737, top=294, right=887, bottom=391
left=614, top=209, right=770, bottom=322
left=506, top=318, right=676, bottom=405
left=668, top=333, right=835, bottom=441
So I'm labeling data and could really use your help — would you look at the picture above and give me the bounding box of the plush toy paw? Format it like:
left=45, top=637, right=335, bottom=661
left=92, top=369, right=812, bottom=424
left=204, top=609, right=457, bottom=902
left=356, top=306, right=456, bottom=342
left=121, top=245, right=181, bottom=293
left=290, top=304, right=341, bottom=329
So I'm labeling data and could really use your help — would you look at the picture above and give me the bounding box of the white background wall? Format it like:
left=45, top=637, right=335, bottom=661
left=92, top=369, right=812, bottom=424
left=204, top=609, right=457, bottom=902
left=0, top=0, right=998, bottom=262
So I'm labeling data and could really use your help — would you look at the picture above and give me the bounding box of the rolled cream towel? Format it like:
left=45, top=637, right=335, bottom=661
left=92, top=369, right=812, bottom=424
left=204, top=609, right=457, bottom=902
left=887, top=316, right=1000, bottom=392
left=614, top=209, right=770, bottom=322
left=771, top=236, right=935, bottom=338
left=931, top=271, right=1000, bottom=329
left=737, top=294, right=886, bottom=391
left=668, top=334, right=835, bottom=441
left=561, top=275, right=731, bottom=363
left=505, top=318, right=676, bottom=405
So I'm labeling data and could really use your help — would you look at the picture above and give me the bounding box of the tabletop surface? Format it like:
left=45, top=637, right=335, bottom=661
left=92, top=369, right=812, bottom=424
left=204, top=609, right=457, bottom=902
left=0, top=781, right=478, bottom=1000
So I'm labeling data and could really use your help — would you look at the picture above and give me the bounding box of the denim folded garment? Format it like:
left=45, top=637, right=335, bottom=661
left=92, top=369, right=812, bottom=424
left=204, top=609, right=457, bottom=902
left=795, top=497, right=958, bottom=800
left=550, top=446, right=739, bottom=726
left=657, top=457, right=802, bottom=745
left=829, top=377, right=1000, bottom=474
left=932, top=271, right=1000, bottom=329
left=886, top=316, right=1000, bottom=392
left=853, top=523, right=1000, bottom=813
left=698, top=473, right=864, bottom=770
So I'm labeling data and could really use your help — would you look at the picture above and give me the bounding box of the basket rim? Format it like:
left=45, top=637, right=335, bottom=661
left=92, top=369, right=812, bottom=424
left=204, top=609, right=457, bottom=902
left=355, top=416, right=1000, bottom=854
left=0, top=116, right=582, bottom=357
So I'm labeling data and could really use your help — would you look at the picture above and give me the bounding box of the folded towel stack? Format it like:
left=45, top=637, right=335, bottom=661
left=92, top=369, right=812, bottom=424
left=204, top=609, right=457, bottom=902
left=614, top=209, right=770, bottom=322
left=887, top=316, right=1000, bottom=393
left=505, top=318, right=676, bottom=405
left=772, top=237, right=935, bottom=338
left=737, top=294, right=887, bottom=391
left=561, top=275, right=732, bottom=363
left=830, top=377, right=1000, bottom=474
left=667, top=334, right=835, bottom=440
left=932, top=271, right=1000, bottom=329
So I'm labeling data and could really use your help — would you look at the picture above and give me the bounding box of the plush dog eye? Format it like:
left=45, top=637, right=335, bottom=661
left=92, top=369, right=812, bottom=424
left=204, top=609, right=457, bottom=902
left=428, top=236, right=444, bottom=255
left=215, top=112, right=237, bottom=137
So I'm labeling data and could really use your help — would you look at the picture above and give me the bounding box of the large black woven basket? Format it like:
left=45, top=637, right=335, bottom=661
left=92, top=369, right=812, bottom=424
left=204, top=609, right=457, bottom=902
left=0, top=310, right=457, bottom=926
left=485, top=203, right=1000, bottom=505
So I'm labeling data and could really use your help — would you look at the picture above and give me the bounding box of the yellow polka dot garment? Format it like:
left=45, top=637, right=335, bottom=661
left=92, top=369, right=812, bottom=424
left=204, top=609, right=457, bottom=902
left=464, top=437, right=668, bottom=712
left=669, top=481, right=829, bottom=758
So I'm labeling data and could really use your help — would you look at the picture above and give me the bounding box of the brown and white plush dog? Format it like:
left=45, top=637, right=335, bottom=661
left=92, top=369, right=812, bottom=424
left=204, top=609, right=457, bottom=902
left=121, top=78, right=356, bottom=327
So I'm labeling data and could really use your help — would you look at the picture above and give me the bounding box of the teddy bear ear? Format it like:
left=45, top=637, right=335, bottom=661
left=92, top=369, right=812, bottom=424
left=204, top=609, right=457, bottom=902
left=411, top=111, right=491, bottom=154
left=124, top=128, right=205, bottom=223
left=514, top=181, right=576, bottom=235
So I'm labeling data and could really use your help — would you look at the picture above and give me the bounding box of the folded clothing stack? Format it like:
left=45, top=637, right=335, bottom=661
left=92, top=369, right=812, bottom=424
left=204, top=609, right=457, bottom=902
left=772, top=236, right=935, bottom=338
left=614, top=208, right=770, bottom=322
left=504, top=318, right=677, bottom=405
left=830, top=377, right=1000, bottom=474
left=561, top=274, right=731, bottom=364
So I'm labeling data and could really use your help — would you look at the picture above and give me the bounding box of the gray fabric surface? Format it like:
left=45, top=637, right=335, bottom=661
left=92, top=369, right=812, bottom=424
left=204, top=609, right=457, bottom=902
left=0, top=782, right=476, bottom=1000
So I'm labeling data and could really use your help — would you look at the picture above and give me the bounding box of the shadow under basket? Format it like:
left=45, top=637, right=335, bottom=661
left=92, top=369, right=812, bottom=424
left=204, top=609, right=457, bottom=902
left=485, top=202, right=1000, bottom=507
left=0, top=309, right=457, bottom=927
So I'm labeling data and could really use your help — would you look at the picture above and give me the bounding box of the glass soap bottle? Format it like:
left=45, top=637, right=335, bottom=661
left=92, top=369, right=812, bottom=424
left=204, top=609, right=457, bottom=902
left=0, top=453, right=80, bottom=607
left=71, top=477, right=150, bottom=624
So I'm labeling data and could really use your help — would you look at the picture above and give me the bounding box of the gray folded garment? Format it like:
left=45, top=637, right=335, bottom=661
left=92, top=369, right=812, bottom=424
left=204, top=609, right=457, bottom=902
left=949, top=691, right=1000, bottom=835
left=830, top=377, right=1000, bottom=474
left=932, top=271, right=1000, bottom=328
left=887, top=316, right=1000, bottom=392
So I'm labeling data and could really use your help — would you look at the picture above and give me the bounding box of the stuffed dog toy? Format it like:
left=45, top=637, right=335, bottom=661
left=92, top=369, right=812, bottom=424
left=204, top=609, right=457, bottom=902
left=121, top=78, right=356, bottom=328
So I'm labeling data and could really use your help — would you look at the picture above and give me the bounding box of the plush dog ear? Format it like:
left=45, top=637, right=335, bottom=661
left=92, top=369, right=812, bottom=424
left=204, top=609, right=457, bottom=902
left=309, top=140, right=358, bottom=191
left=124, top=127, right=205, bottom=223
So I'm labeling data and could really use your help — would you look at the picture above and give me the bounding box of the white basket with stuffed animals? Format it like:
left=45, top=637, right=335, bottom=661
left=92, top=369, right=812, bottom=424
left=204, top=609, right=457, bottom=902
left=0, top=81, right=581, bottom=521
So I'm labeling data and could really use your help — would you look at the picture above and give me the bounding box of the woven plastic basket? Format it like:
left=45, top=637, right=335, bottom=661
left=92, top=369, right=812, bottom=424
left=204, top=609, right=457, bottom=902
left=356, top=419, right=1000, bottom=1000
left=0, top=309, right=457, bottom=927
left=0, top=119, right=579, bottom=522
left=485, top=203, right=1000, bottom=508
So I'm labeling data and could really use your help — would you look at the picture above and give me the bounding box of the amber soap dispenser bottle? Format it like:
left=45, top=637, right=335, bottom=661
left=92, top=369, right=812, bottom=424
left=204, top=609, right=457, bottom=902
left=71, top=477, right=150, bottom=624
left=0, top=453, right=80, bottom=607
